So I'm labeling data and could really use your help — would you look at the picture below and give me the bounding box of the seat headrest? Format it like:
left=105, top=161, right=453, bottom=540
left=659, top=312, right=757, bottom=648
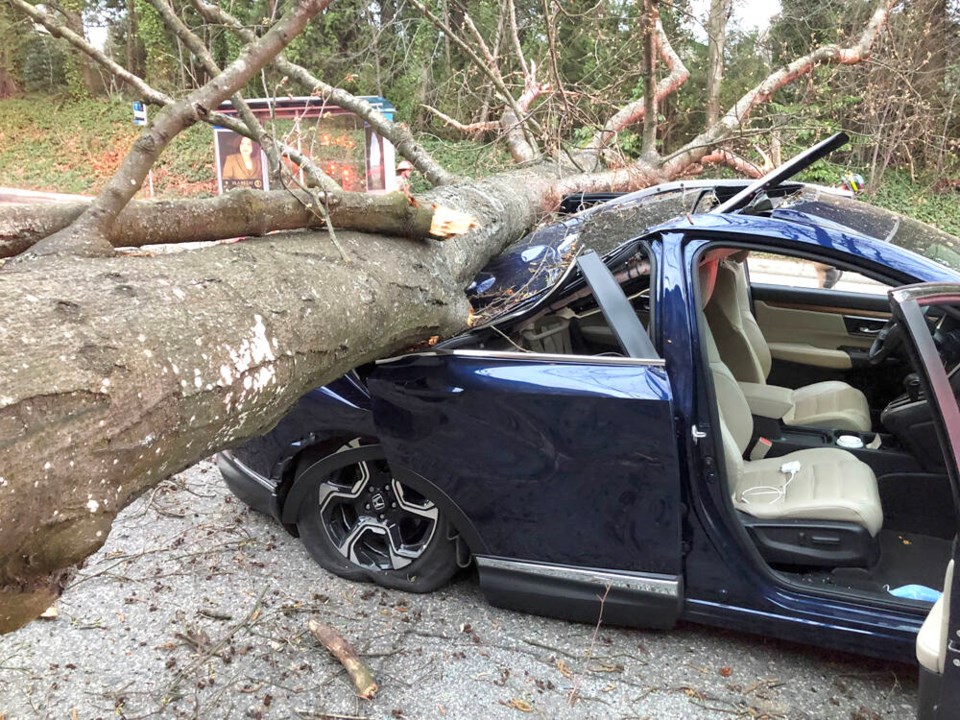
left=698, top=259, right=719, bottom=307
left=699, top=248, right=750, bottom=307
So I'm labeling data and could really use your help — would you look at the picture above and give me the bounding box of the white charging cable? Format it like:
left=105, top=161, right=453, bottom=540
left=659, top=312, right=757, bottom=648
left=739, top=460, right=802, bottom=504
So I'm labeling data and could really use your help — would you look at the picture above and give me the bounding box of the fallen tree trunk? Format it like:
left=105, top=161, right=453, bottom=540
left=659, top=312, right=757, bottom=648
left=0, top=189, right=476, bottom=258
left=0, top=168, right=554, bottom=633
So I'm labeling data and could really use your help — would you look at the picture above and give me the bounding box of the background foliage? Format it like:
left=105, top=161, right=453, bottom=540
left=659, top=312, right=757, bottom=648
left=0, top=0, right=957, bottom=230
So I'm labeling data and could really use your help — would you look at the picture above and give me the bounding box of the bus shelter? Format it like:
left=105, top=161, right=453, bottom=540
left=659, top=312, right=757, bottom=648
left=213, top=96, right=399, bottom=194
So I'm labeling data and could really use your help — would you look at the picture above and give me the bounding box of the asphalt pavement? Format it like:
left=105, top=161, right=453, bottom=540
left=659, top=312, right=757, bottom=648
left=0, top=461, right=918, bottom=719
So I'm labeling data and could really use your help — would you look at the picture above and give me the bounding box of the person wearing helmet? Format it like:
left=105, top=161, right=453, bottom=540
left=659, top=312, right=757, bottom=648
left=396, top=158, right=417, bottom=204
left=815, top=172, right=868, bottom=288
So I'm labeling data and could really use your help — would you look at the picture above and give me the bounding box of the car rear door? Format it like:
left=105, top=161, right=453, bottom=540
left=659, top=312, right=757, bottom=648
left=367, top=252, right=685, bottom=629
left=891, top=284, right=960, bottom=719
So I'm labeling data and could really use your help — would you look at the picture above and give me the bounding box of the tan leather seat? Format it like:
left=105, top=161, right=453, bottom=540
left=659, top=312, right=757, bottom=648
left=708, top=327, right=883, bottom=536
left=705, top=258, right=871, bottom=432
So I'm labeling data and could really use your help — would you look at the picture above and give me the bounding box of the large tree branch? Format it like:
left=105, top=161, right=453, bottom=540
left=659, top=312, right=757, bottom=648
left=23, top=0, right=335, bottom=259
left=0, top=166, right=556, bottom=633
left=0, top=190, right=478, bottom=258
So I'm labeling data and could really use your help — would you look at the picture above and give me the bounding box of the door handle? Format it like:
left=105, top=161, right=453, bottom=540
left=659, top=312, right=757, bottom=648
left=858, top=326, right=882, bottom=335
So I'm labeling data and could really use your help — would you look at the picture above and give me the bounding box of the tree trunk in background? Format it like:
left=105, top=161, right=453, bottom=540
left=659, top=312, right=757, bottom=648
left=126, top=0, right=142, bottom=78
left=59, top=0, right=104, bottom=95
left=705, top=0, right=733, bottom=126
left=640, top=0, right=658, bottom=159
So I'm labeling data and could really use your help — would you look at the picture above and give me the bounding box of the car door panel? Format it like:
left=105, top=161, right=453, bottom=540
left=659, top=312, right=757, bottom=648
left=368, top=352, right=682, bottom=575
left=752, top=292, right=886, bottom=354
left=368, top=351, right=684, bottom=628
left=751, top=283, right=901, bottom=398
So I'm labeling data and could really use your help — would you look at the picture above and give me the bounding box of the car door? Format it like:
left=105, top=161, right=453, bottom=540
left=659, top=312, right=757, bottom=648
left=746, top=255, right=891, bottom=363
left=367, top=252, right=685, bottom=629
left=744, top=253, right=906, bottom=408
left=891, top=284, right=960, bottom=719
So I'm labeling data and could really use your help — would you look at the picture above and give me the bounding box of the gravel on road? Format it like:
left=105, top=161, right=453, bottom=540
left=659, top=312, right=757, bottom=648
left=0, top=461, right=918, bottom=719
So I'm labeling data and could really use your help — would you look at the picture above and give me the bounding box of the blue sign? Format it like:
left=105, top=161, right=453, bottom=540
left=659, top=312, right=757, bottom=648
left=132, top=101, right=147, bottom=126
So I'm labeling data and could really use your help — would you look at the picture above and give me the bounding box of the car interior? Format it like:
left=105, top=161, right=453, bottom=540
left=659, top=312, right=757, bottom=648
left=697, top=246, right=959, bottom=613
left=445, top=244, right=654, bottom=358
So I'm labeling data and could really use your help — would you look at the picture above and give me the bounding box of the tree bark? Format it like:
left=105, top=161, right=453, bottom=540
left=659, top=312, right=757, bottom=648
left=0, top=168, right=554, bottom=634
left=0, top=190, right=479, bottom=259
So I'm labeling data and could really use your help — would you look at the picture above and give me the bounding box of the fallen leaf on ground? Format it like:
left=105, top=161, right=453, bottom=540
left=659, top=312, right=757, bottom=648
left=503, top=698, right=533, bottom=713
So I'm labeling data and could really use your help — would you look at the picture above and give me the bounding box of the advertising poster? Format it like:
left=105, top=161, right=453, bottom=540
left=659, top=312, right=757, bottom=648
left=214, top=129, right=270, bottom=193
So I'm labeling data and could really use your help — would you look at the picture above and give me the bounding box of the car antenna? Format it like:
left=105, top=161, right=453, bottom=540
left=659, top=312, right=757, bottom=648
left=711, top=131, right=849, bottom=215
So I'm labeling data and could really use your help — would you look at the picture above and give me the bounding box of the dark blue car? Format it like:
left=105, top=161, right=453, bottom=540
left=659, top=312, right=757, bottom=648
left=218, top=135, right=960, bottom=718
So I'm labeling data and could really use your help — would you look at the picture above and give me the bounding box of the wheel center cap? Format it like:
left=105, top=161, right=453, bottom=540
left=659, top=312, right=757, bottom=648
left=370, top=492, right=387, bottom=512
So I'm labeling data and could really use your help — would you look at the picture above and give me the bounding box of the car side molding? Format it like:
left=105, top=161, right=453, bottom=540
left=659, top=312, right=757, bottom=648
left=476, top=556, right=682, bottom=629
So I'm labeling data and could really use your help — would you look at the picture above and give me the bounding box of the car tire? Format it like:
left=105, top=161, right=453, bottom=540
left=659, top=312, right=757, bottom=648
left=294, top=446, right=459, bottom=593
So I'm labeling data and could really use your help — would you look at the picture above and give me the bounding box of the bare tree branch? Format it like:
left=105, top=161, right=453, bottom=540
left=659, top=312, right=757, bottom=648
left=408, top=0, right=541, bottom=162
left=640, top=0, right=658, bottom=158
left=506, top=0, right=529, bottom=78
left=188, top=0, right=457, bottom=187
left=705, top=0, right=734, bottom=126
left=661, top=0, right=895, bottom=177
left=423, top=106, right=499, bottom=134
left=143, top=0, right=339, bottom=193
left=14, top=0, right=338, bottom=259
left=586, top=19, right=689, bottom=153
left=699, top=149, right=763, bottom=177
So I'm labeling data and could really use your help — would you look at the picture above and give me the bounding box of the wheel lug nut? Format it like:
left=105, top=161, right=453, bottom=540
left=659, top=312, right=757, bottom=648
left=379, top=514, right=385, bottom=520
left=391, top=502, right=397, bottom=508
left=364, top=504, right=370, bottom=510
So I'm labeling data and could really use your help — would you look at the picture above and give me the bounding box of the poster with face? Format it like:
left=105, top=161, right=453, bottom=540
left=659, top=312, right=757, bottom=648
left=214, top=130, right=269, bottom=192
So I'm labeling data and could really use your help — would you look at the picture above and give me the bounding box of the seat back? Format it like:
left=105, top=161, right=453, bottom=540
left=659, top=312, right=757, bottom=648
left=704, top=323, right=753, bottom=497
left=705, top=260, right=772, bottom=384
left=699, top=257, right=753, bottom=495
